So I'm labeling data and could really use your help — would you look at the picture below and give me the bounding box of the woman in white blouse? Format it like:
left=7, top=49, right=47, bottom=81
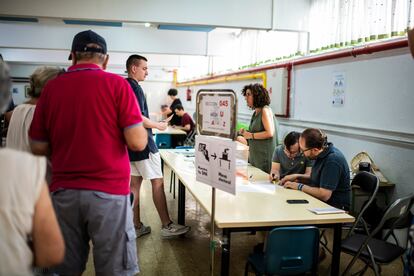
left=6, top=66, right=64, bottom=152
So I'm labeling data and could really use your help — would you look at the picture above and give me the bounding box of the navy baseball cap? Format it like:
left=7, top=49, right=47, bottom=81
left=68, top=30, right=107, bottom=60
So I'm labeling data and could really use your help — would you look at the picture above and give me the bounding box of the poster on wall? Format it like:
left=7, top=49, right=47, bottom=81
left=332, top=72, right=345, bottom=107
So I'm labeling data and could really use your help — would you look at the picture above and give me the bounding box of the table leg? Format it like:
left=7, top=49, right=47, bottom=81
left=173, top=173, right=176, bottom=199
left=220, top=228, right=231, bottom=276
left=351, top=188, right=356, bottom=214
left=331, top=224, right=342, bottom=276
left=169, top=171, right=173, bottom=193
left=178, top=180, right=186, bottom=225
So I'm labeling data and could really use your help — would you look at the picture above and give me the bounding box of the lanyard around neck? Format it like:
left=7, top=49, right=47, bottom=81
left=66, top=67, right=101, bottom=74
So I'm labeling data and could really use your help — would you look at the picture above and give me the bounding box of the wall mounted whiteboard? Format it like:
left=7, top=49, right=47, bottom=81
left=292, top=50, right=414, bottom=134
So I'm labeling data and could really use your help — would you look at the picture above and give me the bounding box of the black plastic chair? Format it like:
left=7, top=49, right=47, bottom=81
left=320, top=172, right=380, bottom=255
left=349, top=171, right=380, bottom=234
left=245, top=226, right=319, bottom=276
left=341, top=193, right=414, bottom=276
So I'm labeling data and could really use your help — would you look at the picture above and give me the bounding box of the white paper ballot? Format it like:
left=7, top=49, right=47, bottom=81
left=236, top=159, right=248, bottom=166
left=237, top=182, right=282, bottom=194
left=308, top=207, right=346, bottom=215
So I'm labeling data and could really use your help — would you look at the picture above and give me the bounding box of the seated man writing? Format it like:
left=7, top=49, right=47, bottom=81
left=280, top=128, right=351, bottom=210
left=173, top=104, right=195, bottom=135
left=269, top=131, right=312, bottom=182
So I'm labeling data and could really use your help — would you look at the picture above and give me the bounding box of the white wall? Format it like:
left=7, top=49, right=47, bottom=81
left=1, top=0, right=273, bottom=29
left=280, top=47, right=414, bottom=200
left=273, top=0, right=310, bottom=31
left=0, top=22, right=209, bottom=56
left=141, top=81, right=174, bottom=117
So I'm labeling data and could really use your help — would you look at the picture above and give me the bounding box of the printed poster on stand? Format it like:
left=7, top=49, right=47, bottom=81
left=195, top=135, right=236, bottom=195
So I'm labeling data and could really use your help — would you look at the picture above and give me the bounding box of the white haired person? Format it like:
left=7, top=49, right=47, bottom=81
left=0, top=60, right=64, bottom=275
left=7, top=66, right=64, bottom=152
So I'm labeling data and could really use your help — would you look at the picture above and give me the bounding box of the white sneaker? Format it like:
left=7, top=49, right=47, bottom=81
left=161, top=222, right=190, bottom=238
left=135, top=223, right=151, bottom=238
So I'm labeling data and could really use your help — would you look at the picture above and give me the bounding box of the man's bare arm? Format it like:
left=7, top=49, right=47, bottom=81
left=30, top=141, right=50, bottom=156
left=124, top=124, right=148, bottom=151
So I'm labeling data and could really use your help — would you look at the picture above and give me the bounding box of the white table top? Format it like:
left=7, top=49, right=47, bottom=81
left=160, top=149, right=354, bottom=229
left=153, top=126, right=186, bottom=135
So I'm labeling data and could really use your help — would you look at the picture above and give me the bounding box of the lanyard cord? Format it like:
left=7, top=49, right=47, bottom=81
left=66, top=67, right=101, bottom=74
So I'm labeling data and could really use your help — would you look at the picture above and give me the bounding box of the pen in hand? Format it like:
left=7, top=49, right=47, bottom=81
left=271, top=173, right=279, bottom=184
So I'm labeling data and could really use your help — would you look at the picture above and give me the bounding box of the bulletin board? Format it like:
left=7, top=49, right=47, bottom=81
left=196, top=89, right=237, bottom=140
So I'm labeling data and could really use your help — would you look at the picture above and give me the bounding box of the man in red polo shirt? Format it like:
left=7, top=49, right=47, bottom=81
left=29, top=30, right=147, bottom=275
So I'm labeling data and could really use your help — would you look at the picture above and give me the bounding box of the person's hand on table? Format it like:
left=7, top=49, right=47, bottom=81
left=268, top=172, right=280, bottom=182
left=283, top=181, right=299, bottom=190
left=236, top=135, right=248, bottom=145
left=280, top=174, right=295, bottom=185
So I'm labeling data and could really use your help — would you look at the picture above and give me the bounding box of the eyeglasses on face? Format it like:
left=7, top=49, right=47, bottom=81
left=284, top=147, right=300, bottom=157
left=300, top=147, right=313, bottom=153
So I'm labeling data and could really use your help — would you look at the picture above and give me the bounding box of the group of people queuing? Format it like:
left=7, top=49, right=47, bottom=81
left=6, top=26, right=413, bottom=275
left=237, top=83, right=351, bottom=211
left=0, top=30, right=191, bottom=275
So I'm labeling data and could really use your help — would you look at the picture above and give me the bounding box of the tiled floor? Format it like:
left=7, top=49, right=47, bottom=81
left=84, top=167, right=404, bottom=275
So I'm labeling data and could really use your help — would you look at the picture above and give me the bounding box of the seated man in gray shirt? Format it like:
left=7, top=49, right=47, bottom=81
left=269, top=131, right=312, bottom=182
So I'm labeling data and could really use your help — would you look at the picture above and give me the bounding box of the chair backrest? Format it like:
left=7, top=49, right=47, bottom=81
left=370, top=193, right=414, bottom=240
left=183, top=129, right=196, bottom=147
left=348, top=172, right=380, bottom=235
left=264, top=226, right=319, bottom=275
left=351, top=171, right=379, bottom=194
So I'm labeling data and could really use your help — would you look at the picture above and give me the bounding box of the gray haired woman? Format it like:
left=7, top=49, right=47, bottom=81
left=6, top=66, right=64, bottom=152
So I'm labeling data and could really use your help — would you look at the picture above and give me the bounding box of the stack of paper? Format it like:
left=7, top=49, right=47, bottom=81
left=308, top=207, right=346, bottom=215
